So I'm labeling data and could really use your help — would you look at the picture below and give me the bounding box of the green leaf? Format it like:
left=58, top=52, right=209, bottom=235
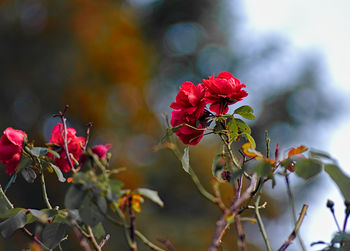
left=228, top=118, right=238, bottom=141
left=21, top=167, right=37, bottom=183
left=0, top=210, right=27, bottom=238
left=79, top=195, right=104, bottom=227
left=0, top=208, right=23, bottom=219
left=241, top=133, right=256, bottom=148
left=92, top=222, right=106, bottom=241
left=294, top=159, right=322, bottom=180
left=181, top=146, right=190, bottom=173
left=235, top=118, right=251, bottom=134
left=137, top=188, right=164, bottom=207
left=234, top=105, right=255, bottom=120
left=0, top=187, right=13, bottom=215
left=30, top=147, right=48, bottom=157
left=42, top=223, right=67, bottom=249
left=47, top=148, right=60, bottom=159
left=16, top=155, right=33, bottom=174
left=254, top=159, right=272, bottom=177
left=49, top=163, right=66, bottom=182
left=64, top=185, right=86, bottom=210
left=324, top=164, right=350, bottom=201
left=309, top=150, right=334, bottom=162
left=107, top=179, right=124, bottom=201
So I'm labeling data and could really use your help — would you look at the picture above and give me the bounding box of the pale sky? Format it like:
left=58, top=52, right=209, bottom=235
left=236, top=0, right=350, bottom=249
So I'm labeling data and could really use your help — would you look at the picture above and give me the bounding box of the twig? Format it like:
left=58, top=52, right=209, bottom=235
left=128, top=196, right=137, bottom=251
left=40, top=172, right=52, bottom=209
left=234, top=176, right=246, bottom=251
left=208, top=174, right=257, bottom=251
left=53, top=105, right=77, bottom=172
left=157, top=238, right=176, bottom=251
left=106, top=214, right=166, bottom=251
left=255, top=193, right=272, bottom=251
left=99, top=234, right=110, bottom=248
left=284, top=174, right=306, bottom=250
left=87, top=226, right=102, bottom=251
left=278, top=204, right=308, bottom=251
left=71, top=220, right=93, bottom=251
left=84, top=122, right=93, bottom=151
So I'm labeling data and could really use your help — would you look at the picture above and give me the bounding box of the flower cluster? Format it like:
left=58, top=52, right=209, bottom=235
left=170, top=72, right=247, bottom=145
left=0, top=123, right=112, bottom=175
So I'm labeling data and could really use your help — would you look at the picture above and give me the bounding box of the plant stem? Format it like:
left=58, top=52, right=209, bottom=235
left=128, top=196, right=137, bottom=251
left=208, top=174, right=257, bottom=251
left=278, top=204, right=308, bottom=251
left=284, top=174, right=306, bottom=251
left=255, top=193, right=272, bottom=251
left=40, top=172, right=52, bottom=209
left=106, top=214, right=166, bottom=251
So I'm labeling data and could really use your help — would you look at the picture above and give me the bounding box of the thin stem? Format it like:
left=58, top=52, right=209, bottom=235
left=285, top=174, right=306, bottom=251
left=106, top=214, right=166, bottom=251
left=87, top=226, right=102, bottom=251
left=170, top=147, right=217, bottom=204
left=40, top=172, right=52, bottom=209
left=71, top=220, right=93, bottom=251
left=54, top=106, right=77, bottom=172
left=343, top=212, right=350, bottom=232
left=208, top=174, right=258, bottom=251
left=128, top=196, right=137, bottom=251
left=278, top=205, right=309, bottom=251
left=255, top=193, right=272, bottom=251
left=84, top=122, right=93, bottom=151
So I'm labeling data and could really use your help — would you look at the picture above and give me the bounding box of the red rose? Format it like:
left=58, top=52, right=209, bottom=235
left=170, top=110, right=204, bottom=145
left=170, top=81, right=207, bottom=118
left=202, top=72, right=247, bottom=115
left=0, top=127, right=27, bottom=175
left=49, top=123, right=85, bottom=172
left=92, top=144, right=112, bottom=159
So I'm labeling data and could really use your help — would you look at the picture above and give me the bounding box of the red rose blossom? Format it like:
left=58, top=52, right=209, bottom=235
left=202, top=72, right=247, bottom=115
left=170, top=82, right=207, bottom=118
left=92, top=144, right=112, bottom=159
left=49, top=123, right=85, bottom=172
left=0, top=127, right=27, bottom=175
left=170, top=110, right=204, bottom=145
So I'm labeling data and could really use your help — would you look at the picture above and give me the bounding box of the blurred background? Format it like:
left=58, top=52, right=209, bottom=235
left=0, top=0, right=349, bottom=250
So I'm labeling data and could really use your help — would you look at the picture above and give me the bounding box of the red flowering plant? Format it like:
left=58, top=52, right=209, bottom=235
left=160, top=71, right=350, bottom=251
left=0, top=107, right=165, bottom=251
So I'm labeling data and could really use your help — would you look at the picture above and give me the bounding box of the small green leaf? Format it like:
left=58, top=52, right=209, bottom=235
left=47, top=148, right=60, bottom=159
left=49, top=163, right=66, bottom=182
left=294, top=159, right=322, bottom=180
left=42, top=223, right=67, bottom=249
left=241, top=133, right=256, bottom=148
left=324, top=164, right=350, bottom=201
left=92, top=222, right=106, bottom=241
left=137, top=188, right=164, bottom=207
left=79, top=195, right=104, bottom=227
left=235, top=119, right=251, bottom=134
left=181, top=146, right=190, bottom=173
left=0, top=210, right=27, bottom=238
left=21, top=167, right=37, bottom=183
left=30, top=147, right=48, bottom=157
left=254, top=159, right=272, bottom=177
left=228, top=118, right=238, bottom=141
left=234, top=105, right=255, bottom=120
left=16, top=155, right=33, bottom=174
left=64, top=185, right=86, bottom=210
